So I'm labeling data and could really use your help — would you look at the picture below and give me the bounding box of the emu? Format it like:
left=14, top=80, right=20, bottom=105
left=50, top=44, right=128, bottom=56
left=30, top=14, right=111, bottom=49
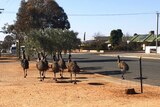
left=117, top=55, right=129, bottom=79
left=36, top=52, right=49, bottom=81
left=21, top=50, right=29, bottom=78
left=58, top=55, right=66, bottom=78
left=67, top=55, right=80, bottom=84
left=51, top=55, right=60, bottom=82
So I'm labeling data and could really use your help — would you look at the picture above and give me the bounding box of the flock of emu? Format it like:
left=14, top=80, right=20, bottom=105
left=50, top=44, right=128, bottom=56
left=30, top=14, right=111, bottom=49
left=21, top=50, right=80, bottom=84
left=21, top=50, right=129, bottom=84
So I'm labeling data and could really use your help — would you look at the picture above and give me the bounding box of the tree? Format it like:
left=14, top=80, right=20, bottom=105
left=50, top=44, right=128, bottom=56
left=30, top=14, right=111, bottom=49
left=26, top=29, right=81, bottom=58
left=2, top=35, right=14, bottom=51
left=15, top=0, right=70, bottom=33
left=109, top=29, right=123, bottom=46
left=2, top=0, right=71, bottom=58
left=0, top=42, right=2, bottom=57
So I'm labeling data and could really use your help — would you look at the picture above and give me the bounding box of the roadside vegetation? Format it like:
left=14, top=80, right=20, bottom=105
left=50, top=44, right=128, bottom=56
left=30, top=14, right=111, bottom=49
left=1, top=0, right=81, bottom=58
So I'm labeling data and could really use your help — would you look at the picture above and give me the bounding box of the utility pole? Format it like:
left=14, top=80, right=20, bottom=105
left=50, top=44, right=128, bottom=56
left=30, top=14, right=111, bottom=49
left=156, top=12, right=159, bottom=53
left=84, top=32, right=86, bottom=41
left=139, top=57, right=143, bottom=93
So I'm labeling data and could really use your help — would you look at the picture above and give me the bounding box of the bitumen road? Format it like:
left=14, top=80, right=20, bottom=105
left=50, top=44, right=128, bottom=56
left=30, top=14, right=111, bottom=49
left=61, top=53, right=160, bottom=86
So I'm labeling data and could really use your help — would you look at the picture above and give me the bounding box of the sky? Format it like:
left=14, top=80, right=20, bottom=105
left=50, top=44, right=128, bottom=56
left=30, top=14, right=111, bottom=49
left=0, top=0, right=160, bottom=41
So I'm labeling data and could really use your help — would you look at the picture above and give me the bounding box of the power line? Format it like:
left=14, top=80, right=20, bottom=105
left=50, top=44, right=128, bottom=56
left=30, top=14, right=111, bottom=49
left=2, top=11, right=155, bottom=16
left=67, top=12, right=154, bottom=16
left=3, top=11, right=16, bottom=14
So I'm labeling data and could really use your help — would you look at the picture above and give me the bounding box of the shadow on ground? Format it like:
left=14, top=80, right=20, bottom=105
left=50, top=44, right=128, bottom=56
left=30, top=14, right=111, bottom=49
left=0, top=57, right=18, bottom=63
left=94, top=70, right=132, bottom=76
left=76, top=59, right=135, bottom=63
left=81, top=66, right=102, bottom=71
left=88, top=82, right=105, bottom=86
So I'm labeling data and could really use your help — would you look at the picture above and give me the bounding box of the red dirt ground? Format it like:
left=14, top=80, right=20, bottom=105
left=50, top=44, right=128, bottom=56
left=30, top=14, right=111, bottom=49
left=0, top=56, right=160, bottom=107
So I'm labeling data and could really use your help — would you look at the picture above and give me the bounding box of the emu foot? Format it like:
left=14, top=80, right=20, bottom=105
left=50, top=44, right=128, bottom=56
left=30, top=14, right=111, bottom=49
left=24, top=73, right=27, bottom=78
left=74, top=81, right=77, bottom=84
left=61, top=76, right=64, bottom=79
left=121, top=75, right=125, bottom=80
left=25, top=74, right=27, bottom=78
left=53, top=78, right=57, bottom=82
left=40, top=78, right=44, bottom=81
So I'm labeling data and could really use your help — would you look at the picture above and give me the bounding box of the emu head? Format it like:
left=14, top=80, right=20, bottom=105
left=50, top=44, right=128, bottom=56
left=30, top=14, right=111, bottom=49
left=117, top=55, right=120, bottom=63
left=40, top=52, right=47, bottom=60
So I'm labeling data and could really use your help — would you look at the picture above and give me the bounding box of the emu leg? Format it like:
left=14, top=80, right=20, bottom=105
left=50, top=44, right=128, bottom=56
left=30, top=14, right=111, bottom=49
left=74, top=72, right=77, bottom=84
left=39, top=71, right=43, bottom=81
left=60, top=70, right=63, bottom=79
left=42, top=71, right=45, bottom=80
left=24, top=69, right=26, bottom=78
left=25, top=69, right=27, bottom=77
left=121, top=69, right=125, bottom=80
left=42, top=71, right=46, bottom=79
left=70, top=72, right=72, bottom=83
left=121, top=73, right=125, bottom=80
left=61, top=69, right=64, bottom=78
left=23, top=69, right=25, bottom=78
left=53, top=72, right=57, bottom=82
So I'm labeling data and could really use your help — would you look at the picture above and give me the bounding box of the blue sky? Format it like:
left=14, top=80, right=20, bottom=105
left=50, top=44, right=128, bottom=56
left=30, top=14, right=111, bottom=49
left=0, top=0, right=160, bottom=41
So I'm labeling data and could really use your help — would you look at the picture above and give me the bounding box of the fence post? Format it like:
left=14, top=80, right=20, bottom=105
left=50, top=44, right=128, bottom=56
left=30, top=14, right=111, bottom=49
left=139, top=57, right=143, bottom=93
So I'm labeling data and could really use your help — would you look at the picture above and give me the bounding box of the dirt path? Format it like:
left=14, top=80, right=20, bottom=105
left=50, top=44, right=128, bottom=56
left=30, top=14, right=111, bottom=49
left=0, top=57, right=160, bottom=107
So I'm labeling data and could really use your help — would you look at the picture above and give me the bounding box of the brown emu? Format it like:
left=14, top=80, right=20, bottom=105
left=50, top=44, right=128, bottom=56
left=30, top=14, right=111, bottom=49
left=51, top=55, right=60, bottom=82
left=36, top=52, right=49, bottom=81
left=58, top=56, right=66, bottom=79
left=21, top=50, right=29, bottom=78
left=117, top=55, right=129, bottom=79
left=67, top=55, right=80, bottom=84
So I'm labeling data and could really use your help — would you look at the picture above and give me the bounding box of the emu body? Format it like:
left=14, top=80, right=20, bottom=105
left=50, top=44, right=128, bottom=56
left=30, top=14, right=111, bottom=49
left=117, top=55, right=129, bottom=79
left=67, top=55, right=80, bottom=84
left=36, top=52, right=49, bottom=81
left=21, top=50, right=29, bottom=78
left=51, top=55, right=60, bottom=82
left=58, top=57, right=66, bottom=78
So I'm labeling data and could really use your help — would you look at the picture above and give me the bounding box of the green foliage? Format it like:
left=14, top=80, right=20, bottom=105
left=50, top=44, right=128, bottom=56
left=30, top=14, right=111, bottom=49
left=82, top=40, right=108, bottom=50
left=112, top=42, right=143, bottom=51
left=2, top=35, right=14, bottom=50
left=109, top=29, right=123, bottom=46
left=2, top=23, right=15, bottom=34
left=2, top=0, right=72, bottom=57
left=15, top=0, right=70, bottom=33
left=25, top=29, right=81, bottom=56
left=128, top=42, right=142, bottom=51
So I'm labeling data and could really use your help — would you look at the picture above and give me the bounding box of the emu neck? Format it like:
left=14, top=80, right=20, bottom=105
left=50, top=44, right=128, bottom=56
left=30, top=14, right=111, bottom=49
left=38, top=53, right=41, bottom=60
left=22, top=52, right=26, bottom=59
left=117, top=57, right=121, bottom=63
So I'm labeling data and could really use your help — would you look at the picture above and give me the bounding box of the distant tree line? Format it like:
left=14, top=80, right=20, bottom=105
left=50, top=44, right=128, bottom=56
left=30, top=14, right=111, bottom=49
left=82, top=29, right=139, bottom=51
